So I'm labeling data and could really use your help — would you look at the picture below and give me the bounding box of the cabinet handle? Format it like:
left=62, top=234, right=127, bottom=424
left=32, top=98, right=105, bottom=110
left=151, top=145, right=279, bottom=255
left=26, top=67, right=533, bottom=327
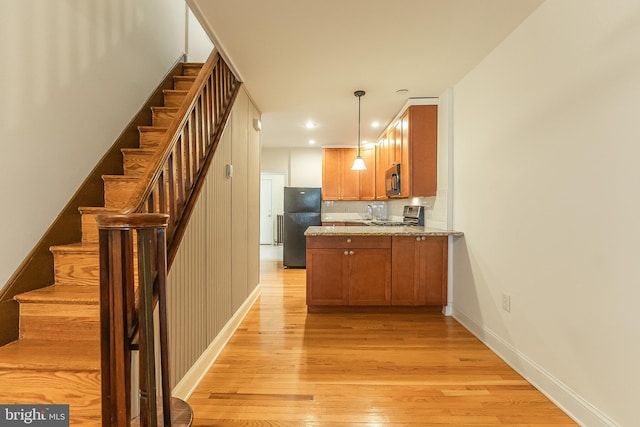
left=346, top=238, right=352, bottom=243
left=349, top=250, right=354, bottom=255
left=416, top=237, right=421, bottom=241
left=344, top=251, right=349, bottom=255
left=422, top=236, right=426, bottom=241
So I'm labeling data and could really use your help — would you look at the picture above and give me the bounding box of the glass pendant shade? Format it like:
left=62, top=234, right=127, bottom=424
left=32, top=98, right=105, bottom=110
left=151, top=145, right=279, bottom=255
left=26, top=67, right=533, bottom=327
left=351, top=156, right=366, bottom=170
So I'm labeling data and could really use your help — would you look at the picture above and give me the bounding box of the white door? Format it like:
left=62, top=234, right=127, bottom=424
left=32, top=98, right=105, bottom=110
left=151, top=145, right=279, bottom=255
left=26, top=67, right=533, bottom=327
left=260, top=178, right=273, bottom=244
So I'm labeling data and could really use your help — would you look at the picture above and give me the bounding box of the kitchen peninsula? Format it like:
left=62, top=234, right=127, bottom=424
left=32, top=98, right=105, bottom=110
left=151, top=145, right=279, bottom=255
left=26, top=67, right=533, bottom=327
left=304, top=225, right=463, bottom=311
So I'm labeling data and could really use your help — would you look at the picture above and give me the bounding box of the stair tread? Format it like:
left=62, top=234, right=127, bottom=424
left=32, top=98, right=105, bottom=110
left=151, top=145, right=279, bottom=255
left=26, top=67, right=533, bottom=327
left=15, top=285, right=99, bottom=304
left=0, top=339, right=100, bottom=371
left=102, top=174, right=140, bottom=181
left=138, top=126, right=168, bottom=131
left=121, top=147, right=156, bottom=154
left=78, top=206, right=119, bottom=214
left=151, top=106, right=180, bottom=112
left=49, top=242, right=98, bottom=253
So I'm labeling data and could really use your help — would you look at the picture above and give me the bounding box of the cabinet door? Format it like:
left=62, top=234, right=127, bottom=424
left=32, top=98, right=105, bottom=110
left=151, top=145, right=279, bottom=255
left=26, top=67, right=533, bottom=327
left=322, top=148, right=342, bottom=200
left=359, top=146, right=376, bottom=200
left=306, top=249, right=349, bottom=305
left=391, top=236, right=448, bottom=306
left=341, top=148, right=360, bottom=200
left=387, top=127, right=396, bottom=167
left=391, top=236, right=419, bottom=305
left=407, top=105, right=437, bottom=197
left=400, top=111, right=411, bottom=198
left=348, top=248, right=391, bottom=305
left=417, top=236, right=448, bottom=305
left=375, top=142, right=387, bottom=200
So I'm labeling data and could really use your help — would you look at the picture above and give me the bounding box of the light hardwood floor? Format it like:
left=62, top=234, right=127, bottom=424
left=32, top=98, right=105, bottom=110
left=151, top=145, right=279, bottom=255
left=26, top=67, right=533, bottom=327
left=188, top=260, right=577, bottom=426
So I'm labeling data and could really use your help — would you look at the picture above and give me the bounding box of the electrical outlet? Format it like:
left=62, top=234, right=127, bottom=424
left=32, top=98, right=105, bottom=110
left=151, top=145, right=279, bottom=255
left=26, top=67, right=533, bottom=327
left=502, top=294, right=511, bottom=312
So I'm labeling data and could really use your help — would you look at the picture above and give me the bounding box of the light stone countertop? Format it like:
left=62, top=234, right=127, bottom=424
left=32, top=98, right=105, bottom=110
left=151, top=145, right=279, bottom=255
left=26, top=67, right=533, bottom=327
left=305, top=225, right=463, bottom=237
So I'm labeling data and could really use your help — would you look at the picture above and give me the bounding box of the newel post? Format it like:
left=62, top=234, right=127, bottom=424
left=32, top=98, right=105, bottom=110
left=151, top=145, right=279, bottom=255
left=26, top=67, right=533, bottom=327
left=97, top=213, right=172, bottom=427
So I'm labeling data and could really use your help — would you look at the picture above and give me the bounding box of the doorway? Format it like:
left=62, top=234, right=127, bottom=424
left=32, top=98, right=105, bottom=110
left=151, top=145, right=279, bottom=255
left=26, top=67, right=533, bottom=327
left=259, top=173, right=285, bottom=246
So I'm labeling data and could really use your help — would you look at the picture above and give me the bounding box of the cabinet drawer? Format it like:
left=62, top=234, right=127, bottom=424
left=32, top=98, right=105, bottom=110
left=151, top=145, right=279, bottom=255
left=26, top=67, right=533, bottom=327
left=307, top=235, right=391, bottom=249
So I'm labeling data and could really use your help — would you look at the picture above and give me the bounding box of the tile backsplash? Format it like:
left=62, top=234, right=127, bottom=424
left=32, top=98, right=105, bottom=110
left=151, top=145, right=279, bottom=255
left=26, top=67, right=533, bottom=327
left=322, top=197, right=436, bottom=222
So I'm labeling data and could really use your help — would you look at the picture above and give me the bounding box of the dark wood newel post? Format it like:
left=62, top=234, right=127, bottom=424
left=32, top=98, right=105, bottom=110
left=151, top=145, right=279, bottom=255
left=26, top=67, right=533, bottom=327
left=97, top=213, right=184, bottom=427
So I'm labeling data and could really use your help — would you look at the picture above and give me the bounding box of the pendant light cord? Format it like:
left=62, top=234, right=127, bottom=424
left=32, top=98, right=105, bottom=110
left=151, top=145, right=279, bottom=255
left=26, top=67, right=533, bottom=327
left=357, top=94, right=361, bottom=156
left=354, top=90, right=365, bottom=156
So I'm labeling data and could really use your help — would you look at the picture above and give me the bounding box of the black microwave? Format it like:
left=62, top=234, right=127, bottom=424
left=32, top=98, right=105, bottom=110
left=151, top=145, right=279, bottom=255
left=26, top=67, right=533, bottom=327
left=385, top=164, right=401, bottom=198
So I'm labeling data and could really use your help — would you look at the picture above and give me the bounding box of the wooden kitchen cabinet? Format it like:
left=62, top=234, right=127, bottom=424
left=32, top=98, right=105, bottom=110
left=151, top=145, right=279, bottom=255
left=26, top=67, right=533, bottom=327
left=375, top=141, right=388, bottom=200
left=359, top=145, right=376, bottom=200
left=306, top=236, right=391, bottom=306
left=391, top=235, right=447, bottom=306
left=400, top=105, right=438, bottom=197
left=388, top=124, right=401, bottom=169
left=322, top=148, right=359, bottom=200
left=374, top=104, right=437, bottom=199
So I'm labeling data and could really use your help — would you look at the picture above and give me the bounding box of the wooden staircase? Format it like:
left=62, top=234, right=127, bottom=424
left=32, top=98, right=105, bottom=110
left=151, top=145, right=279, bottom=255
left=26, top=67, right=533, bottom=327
left=0, top=63, right=203, bottom=426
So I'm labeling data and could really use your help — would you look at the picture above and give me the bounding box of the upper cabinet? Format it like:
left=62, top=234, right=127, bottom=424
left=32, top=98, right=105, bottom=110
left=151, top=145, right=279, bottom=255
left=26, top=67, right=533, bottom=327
left=400, top=105, right=438, bottom=198
left=322, top=148, right=359, bottom=200
left=376, top=104, right=437, bottom=199
left=322, top=102, right=438, bottom=201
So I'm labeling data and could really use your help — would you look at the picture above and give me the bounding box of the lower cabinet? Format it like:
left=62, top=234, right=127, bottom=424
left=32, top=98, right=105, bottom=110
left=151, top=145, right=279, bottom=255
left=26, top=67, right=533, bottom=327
left=391, top=236, right=448, bottom=306
left=306, top=234, right=448, bottom=308
left=306, top=236, right=391, bottom=306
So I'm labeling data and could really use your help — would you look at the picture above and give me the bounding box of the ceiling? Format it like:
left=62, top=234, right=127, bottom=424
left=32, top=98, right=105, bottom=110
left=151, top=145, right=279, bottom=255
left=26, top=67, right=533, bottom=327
left=188, top=0, right=543, bottom=149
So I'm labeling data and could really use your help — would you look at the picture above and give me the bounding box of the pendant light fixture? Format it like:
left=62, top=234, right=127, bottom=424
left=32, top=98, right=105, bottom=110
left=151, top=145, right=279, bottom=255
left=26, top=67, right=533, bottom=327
left=351, top=90, right=367, bottom=170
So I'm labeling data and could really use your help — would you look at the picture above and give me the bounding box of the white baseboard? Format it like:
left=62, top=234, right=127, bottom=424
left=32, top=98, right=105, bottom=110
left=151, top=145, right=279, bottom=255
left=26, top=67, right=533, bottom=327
left=452, top=308, right=618, bottom=427
left=172, top=284, right=262, bottom=400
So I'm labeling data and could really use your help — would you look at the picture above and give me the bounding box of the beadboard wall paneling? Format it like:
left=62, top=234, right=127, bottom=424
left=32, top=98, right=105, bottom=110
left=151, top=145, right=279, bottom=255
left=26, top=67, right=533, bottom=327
left=231, top=93, right=249, bottom=312
left=166, top=88, right=259, bottom=387
left=247, top=102, right=261, bottom=294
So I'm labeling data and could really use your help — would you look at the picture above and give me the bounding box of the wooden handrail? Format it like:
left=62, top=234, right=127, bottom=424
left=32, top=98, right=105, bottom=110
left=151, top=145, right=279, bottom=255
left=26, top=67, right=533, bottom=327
left=97, top=50, right=241, bottom=426
left=122, top=51, right=216, bottom=214
left=120, top=49, right=240, bottom=245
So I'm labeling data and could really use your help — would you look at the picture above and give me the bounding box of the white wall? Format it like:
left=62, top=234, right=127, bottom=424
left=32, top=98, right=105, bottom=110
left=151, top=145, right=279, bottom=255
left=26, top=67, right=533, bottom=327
left=429, top=91, right=452, bottom=229
left=187, top=7, right=214, bottom=62
left=451, top=1, right=640, bottom=425
left=289, top=148, right=322, bottom=187
left=261, top=147, right=322, bottom=187
left=0, top=1, right=211, bottom=291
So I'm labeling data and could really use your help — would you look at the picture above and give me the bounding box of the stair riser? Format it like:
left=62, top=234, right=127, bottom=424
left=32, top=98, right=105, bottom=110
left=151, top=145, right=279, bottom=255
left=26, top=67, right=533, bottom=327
left=53, top=252, right=99, bottom=286
left=123, top=151, right=153, bottom=176
left=19, top=303, right=99, bottom=341
left=0, top=369, right=101, bottom=418
left=163, top=92, right=187, bottom=107
left=138, top=128, right=167, bottom=149
left=81, top=213, right=99, bottom=244
left=103, top=178, right=139, bottom=209
left=173, top=76, right=195, bottom=90
left=152, top=108, right=178, bottom=127
left=182, top=64, right=202, bottom=76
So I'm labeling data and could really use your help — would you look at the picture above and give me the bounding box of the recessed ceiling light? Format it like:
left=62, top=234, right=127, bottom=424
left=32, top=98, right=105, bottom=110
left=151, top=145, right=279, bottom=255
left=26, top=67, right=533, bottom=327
left=305, top=121, right=316, bottom=129
left=372, top=121, right=380, bottom=128
left=308, top=140, right=316, bottom=145
left=396, top=89, right=409, bottom=95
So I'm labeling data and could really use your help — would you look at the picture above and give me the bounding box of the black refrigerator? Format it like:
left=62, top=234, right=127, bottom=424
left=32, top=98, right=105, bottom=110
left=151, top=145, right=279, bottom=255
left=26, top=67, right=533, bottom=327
left=283, top=187, right=321, bottom=268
